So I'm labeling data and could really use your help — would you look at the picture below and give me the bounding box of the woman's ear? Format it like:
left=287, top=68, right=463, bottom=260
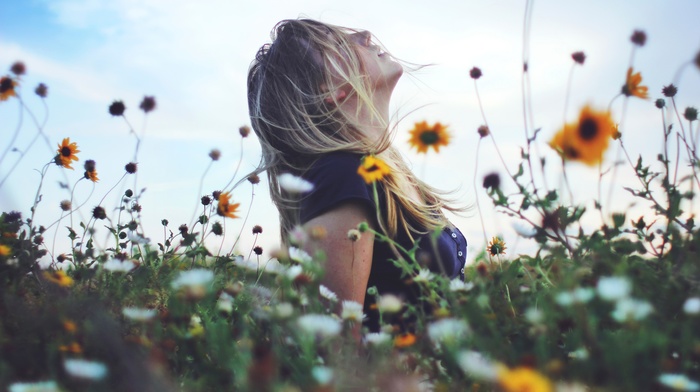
left=321, top=84, right=348, bottom=105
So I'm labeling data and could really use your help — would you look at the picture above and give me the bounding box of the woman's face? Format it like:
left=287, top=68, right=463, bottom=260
left=347, top=30, right=403, bottom=92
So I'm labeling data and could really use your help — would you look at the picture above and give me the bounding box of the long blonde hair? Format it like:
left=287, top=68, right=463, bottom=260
left=247, top=19, right=460, bottom=242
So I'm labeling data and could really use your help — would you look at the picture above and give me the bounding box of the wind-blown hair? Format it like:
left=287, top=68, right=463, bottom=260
left=247, top=18, right=459, bottom=242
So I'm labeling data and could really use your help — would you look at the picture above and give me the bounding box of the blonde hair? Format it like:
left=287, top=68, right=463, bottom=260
left=247, top=19, right=460, bottom=242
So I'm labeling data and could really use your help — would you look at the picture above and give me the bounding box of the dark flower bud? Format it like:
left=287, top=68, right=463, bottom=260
left=655, top=99, right=666, bottom=109
left=253, top=246, right=263, bottom=255
left=125, top=162, right=137, bottom=174
left=571, top=52, right=586, bottom=65
left=695, top=51, right=700, bottom=70
left=662, top=84, right=677, bottom=97
left=10, top=61, right=26, bottom=76
left=139, top=96, right=156, bottom=113
left=247, top=174, right=260, bottom=184
left=35, top=83, right=48, bottom=98
left=33, top=235, right=44, bottom=245
left=109, top=100, right=126, bottom=116
left=252, top=225, right=263, bottom=234
left=212, top=191, right=222, bottom=200
left=92, top=206, right=107, bottom=220
left=212, top=222, right=223, bottom=236
left=60, top=200, right=72, bottom=211
left=128, top=220, right=138, bottom=231
left=630, top=30, right=646, bottom=46
left=84, top=160, right=96, bottom=172
left=161, top=219, right=169, bottom=226
left=179, top=224, right=188, bottom=236
left=125, top=189, right=133, bottom=198
left=684, top=107, right=698, bottom=122
left=239, top=125, right=251, bottom=138
left=119, top=231, right=127, bottom=239
left=201, top=196, right=211, bottom=206
left=477, top=125, right=490, bottom=138
left=209, top=149, right=221, bottom=161
left=469, top=67, right=482, bottom=79
left=131, top=203, right=142, bottom=212
left=482, top=173, right=501, bottom=189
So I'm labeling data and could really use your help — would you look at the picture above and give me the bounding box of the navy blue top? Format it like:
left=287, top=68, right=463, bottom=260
left=299, top=152, right=467, bottom=331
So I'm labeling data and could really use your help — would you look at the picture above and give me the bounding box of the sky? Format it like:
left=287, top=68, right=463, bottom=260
left=1, top=0, right=700, bottom=266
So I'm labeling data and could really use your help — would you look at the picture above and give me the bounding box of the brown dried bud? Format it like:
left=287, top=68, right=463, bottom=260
left=239, top=125, right=251, bottom=138
left=92, top=206, right=107, bottom=220
left=125, top=162, right=137, bottom=174
left=253, top=246, right=263, bottom=255
left=662, top=84, right=677, bottom=97
left=109, top=100, right=126, bottom=116
left=482, top=173, right=500, bottom=189
left=247, top=174, right=260, bottom=184
left=630, top=30, right=647, bottom=46
left=139, top=96, right=156, bottom=113
left=252, top=225, right=263, bottom=234
left=469, top=67, right=482, bottom=79
left=35, top=83, right=48, bottom=98
left=571, top=52, right=586, bottom=65
left=10, top=61, right=26, bottom=76
left=60, top=200, right=72, bottom=211
left=209, top=149, right=221, bottom=161
left=477, top=125, right=490, bottom=138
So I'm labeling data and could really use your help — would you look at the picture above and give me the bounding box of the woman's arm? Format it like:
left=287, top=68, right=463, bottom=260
left=304, top=201, right=375, bottom=307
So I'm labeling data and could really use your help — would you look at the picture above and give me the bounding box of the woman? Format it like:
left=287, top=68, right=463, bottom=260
left=247, top=19, right=467, bottom=332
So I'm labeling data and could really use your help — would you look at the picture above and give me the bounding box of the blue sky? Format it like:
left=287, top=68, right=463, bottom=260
left=1, top=0, right=699, bottom=264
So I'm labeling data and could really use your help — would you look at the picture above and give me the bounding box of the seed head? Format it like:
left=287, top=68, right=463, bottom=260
left=239, top=125, right=251, bottom=138
left=247, top=174, right=260, bottom=184
left=139, top=96, right=156, bottom=113
left=35, top=83, right=48, bottom=98
left=684, top=107, right=698, bottom=122
left=83, top=159, right=96, bottom=172
left=482, top=173, right=501, bottom=189
left=212, top=190, right=222, bottom=200
left=109, top=100, right=126, bottom=116
left=124, top=189, right=133, bottom=198
left=178, top=224, right=188, bottom=236
left=469, top=67, right=482, bottom=79
left=662, top=84, right=677, bottom=97
left=60, top=200, right=72, bottom=211
left=571, top=52, right=586, bottom=65
left=92, top=206, right=107, bottom=220
left=347, top=229, right=361, bottom=242
left=209, top=149, right=221, bottom=161
left=10, top=61, right=26, bottom=76
left=125, top=162, right=137, bottom=174
left=655, top=99, right=666, bottom=109
left=253, top=246, right=263, bottom=255
left=477, top=125, right=490, bottom=138
left=630, top=30, right=647, bottom=46
left=201, top=196, right=211, bottom=206
left=212, top=222, right=223, bottom=235
left=252, top=225, right=263, bottom=234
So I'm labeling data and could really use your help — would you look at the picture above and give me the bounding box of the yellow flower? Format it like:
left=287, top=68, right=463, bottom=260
left=56, top=138, right=80, bottom=170
left=84, top=170, right=99, bottom=183
left=0, top=76, right=17, bottom=101
left=58, top=342, right=83, bottom=354
left=622, top=67, right=649, bottom=99
left=393, top=332, right=417, bottom=348
left=408, top=121, right=451, bottom=153
left=63, top=320, right=78, bottom=333
left=548, top=105, right=615, bottom=166
left=0, top=244, right=10, bottom=256
left=487, top=237, right=507, bottom=256
left=43, top=270, right=74, bottom=287
left=498, top=367, right=553, bottom=392
left=216, top=192, right=240, bottom=219
left=357, top=155, right=391, bottom=184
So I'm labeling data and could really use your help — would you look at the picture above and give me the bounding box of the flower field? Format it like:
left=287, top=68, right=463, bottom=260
left=2, top=15, right=700, bottom=392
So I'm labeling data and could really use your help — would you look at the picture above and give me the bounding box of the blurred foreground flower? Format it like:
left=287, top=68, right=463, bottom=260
left=358, top=155, right=391, bottom=184
left=427, top=318, right=470, bottom=346
left=408, top=121, right=451, bottom=153
left=658, top=373, right=700, bottom=391
left=8, top=381, right=61, bottom=392
left=43, top=270, right=73, bottom=287
left=102, top=258, right=137, bottom=273
left=498, top=366, right=553, bottom=392
left=548, top=105, right=615, bottom=166
left=278, top=173, right=313, bottom=193
left=122, top=307, right=157, bottom=322
left=393, top=332, right=416, bottom=348
left=341, top=300, right=366, bottom=322
left=171, top=269, right=214, bottom=299
left=0, top=76, right=17, bottom=101
left=596, top=276, right=631, bottom=301
left=456, top=350, right=500, bottom=381
left=64, top=359, right=108, bottom=381
left=55, top=138, right=80, bottom=170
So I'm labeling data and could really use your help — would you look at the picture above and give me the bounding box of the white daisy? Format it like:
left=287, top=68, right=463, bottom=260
left=364, top=332, right=391, bottom=346
left=683, top=297, right=700, bottom=315
left=171, top=269, right=214, bottom=290
left=288, top=247, right=313, bottom=264
left=455, top=350, right=499, bottom=381
left=311, top=366, right=334, bottom=385
left=658, top=373, right=700, bottom=391
left=449, top=279, right=474, bottom=292
left=427, top=318, right=470, bottom=345
left=611, top=297, right=653, bottom=322
left=340, top=300, right=366, bottom=322
left=297, top=314, right=341, bottom=338
left=8, top=381, right=61, bottom=392
left=512, top=221, right=537, bottom=238
left=102, top=258, right=136, bottom=273
left=376, top=294, right=403, bottom=313
left=413, top=269, right=434, bottom=283
left=319, top=285, right=338, bottom=302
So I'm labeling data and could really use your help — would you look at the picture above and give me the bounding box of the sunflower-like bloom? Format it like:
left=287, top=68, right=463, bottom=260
left=55, top=138, right=80, bottom=169
left=0, top=76, right=17, bottom=101
left=43, top=270, right=74, bottom=287
left=487, top=237, right=507, bottom=256
left=357, top=155, right=391, bottom=184
left=622, top=67, right=648, bottom=99
left=84, top=170, right=99, bottom=183
left=393, top=332, right=417, bottom=348
left=548, top=105, right=616, bottom=166
left=498, top=367, right=553, bottom=392
left=216, top=192, right=240, bottom=219
left=408, top=121, right=451, bottom=153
